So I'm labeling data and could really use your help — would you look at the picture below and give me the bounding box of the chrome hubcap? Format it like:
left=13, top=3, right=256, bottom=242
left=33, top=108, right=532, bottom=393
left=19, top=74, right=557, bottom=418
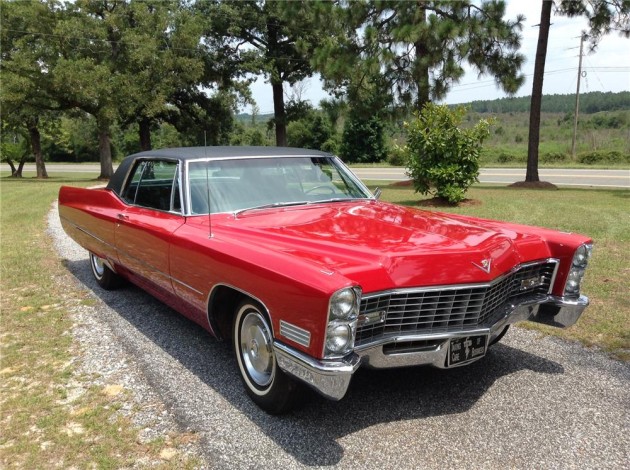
left=240, top=311, right=273, bottom=388
left=91, top=254, right=105, bottom=278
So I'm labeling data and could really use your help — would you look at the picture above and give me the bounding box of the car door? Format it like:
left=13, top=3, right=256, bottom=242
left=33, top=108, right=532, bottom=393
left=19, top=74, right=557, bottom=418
left=115, top=158, right=184, bottom=294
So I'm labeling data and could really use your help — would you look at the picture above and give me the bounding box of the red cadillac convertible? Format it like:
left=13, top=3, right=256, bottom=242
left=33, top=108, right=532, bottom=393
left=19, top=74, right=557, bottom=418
left=59, top=147, right=592, bottom=413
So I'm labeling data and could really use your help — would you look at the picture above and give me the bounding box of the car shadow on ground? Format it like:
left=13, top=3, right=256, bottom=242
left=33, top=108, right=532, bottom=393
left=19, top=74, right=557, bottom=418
left=64, top=259, right=564, bottom=466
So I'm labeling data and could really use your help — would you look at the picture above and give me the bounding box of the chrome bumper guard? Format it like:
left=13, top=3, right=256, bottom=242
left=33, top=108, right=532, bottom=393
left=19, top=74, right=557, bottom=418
left=274, top=294, right=588, bottom=400
left=274, top=341, right=360, bottom=400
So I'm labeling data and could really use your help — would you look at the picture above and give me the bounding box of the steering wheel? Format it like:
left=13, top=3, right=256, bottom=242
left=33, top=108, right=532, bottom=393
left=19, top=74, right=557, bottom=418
left=305, top=185, right=337, bottom=195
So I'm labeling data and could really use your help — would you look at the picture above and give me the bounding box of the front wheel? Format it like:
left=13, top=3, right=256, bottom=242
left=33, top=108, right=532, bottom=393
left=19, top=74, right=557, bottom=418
left=489, top=325, right=510, bottom=346
left=89, top=252, right=123, bottom=290
left=233, top=300, right=301, bottom=414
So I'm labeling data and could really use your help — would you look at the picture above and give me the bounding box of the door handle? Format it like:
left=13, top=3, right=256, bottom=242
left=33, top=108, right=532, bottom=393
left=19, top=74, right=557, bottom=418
left=117, top=213, right=128, bottom=221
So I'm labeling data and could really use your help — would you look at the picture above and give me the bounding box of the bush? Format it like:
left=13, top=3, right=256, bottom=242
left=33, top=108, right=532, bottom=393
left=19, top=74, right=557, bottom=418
left=287, top=112, right=334, bottom=151
left=339, top=114, right=387, bottom=163
left=577, top=150, right=629, bottom=164
left=387, top=145, right=407, bottom=166
left=540, top=152, right=567, bottom=163
left=405, top=104, right=492, bottom=204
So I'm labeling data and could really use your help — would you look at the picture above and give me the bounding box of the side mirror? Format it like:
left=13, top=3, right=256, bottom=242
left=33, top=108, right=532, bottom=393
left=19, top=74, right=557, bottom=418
left=373, top=187, right=382, bottom=200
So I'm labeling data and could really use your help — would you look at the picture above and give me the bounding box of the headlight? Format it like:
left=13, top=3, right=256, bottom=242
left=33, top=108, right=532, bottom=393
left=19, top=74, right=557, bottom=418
left=573, top=244, right=592, bottom=268
left=324, top=287, right=361, bottom=358
left=330, top=288, right=358, bottom=320
left=325, top=323, right=353, bottom=353
left=564, top=243, right=592, bottom=297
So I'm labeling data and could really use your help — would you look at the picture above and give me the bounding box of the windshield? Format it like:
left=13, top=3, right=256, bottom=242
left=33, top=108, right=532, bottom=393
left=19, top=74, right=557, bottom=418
left=187, top=156, right=372, bottom=214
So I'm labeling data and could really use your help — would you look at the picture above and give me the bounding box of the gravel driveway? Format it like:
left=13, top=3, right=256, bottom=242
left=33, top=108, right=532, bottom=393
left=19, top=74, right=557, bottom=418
left=49, top=203, right=629, bottom=469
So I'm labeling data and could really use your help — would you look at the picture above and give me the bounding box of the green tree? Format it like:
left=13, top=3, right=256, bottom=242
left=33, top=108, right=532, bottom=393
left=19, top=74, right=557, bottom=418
left=116, top=2, right=244, bottom=150
left=49, top=0, right=134, bottom=178
left=50, top=1, right=235, bottom=177
left=405, top=104, right=492, bottom=204
left=313, top=0, right=525, bottom=110
left=0, top=0, right=62, bottom=178
left=525, top=0, right=630, bottom=182
left=197, top=0, right=326, bottom=146
left=114, top=1, right=206, bottom=151
left=287, top=110, right=334, bottom=151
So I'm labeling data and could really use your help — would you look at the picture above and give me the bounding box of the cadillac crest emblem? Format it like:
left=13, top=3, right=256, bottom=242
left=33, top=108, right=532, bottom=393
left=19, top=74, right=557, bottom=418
left=473, top=258, right=492, bottom=274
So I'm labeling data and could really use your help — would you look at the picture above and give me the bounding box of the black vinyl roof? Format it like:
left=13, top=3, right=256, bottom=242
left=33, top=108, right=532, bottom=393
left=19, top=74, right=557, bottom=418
left=130, top=146, right=330, bottom=160
left=106, top=146, right=332, bottom=196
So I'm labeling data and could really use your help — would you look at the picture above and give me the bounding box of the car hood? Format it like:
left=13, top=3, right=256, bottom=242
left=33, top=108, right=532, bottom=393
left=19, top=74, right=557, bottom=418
left=214, top=201, right=551, bottom=292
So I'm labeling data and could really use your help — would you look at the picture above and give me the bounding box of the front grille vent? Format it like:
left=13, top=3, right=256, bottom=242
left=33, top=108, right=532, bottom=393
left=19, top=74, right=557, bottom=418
left=355, top=261, right=557, bottom=346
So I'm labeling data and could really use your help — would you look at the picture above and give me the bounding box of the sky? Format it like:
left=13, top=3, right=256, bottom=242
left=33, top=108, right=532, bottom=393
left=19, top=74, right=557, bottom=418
left=246, top=1, right=630, bottom=114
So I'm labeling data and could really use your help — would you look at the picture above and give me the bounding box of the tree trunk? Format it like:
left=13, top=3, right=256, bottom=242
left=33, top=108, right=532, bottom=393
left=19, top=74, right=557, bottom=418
left=5, top=159, right=17, bottom=176
left=29, top=124, right=48, bottom=179
left=139, top=118, right=152, bottom=151
left=414, top=42, right=430, bottom=109
left=526, top=0, right=552, bottom=182
left=414, top=5, right=430, bottom=109
left=97, top=115, right=114, bottom=180
left=14, top=156, right=27, bottom=178
left=272, top=81, right=287, bottom=146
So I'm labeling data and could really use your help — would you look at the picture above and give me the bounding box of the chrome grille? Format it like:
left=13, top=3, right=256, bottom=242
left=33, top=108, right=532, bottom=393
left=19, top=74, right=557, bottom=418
left=356, top=261, right=557, bottom=346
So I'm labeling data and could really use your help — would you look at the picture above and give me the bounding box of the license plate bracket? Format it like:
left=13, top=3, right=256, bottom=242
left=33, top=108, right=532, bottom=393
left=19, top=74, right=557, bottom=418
left=447, top=335, right=488, bottom=367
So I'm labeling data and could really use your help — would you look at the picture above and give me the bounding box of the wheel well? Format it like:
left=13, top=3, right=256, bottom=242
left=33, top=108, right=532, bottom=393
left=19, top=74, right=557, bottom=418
left=209, top=285, right=264, bottom=342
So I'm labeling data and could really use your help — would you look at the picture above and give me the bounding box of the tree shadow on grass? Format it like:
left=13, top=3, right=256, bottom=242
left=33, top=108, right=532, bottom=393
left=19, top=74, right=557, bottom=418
left=63, top=258, right=564, bottom=466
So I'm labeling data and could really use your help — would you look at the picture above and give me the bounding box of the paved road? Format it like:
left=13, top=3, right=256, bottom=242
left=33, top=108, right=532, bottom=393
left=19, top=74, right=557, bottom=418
left=353, top=167, right=630, bottom=189
left=20, top=163, right=630, bottom=188
left=49, top=204, right=630, bottom=469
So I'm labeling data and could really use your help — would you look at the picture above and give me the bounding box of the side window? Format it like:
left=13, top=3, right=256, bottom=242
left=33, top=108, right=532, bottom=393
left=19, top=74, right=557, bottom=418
left=122, top=161, right=147, bottom=204
left=121, top=160, right=180, bottom=212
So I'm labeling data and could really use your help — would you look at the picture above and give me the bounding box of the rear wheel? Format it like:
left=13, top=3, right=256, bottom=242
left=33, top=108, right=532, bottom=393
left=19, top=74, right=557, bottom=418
left=233, top=300, right=300, bottom=414
left=89, top=252, right=123, bottom=290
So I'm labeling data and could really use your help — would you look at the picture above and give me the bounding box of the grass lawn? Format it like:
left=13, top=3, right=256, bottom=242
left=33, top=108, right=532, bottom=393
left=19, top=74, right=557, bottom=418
left=0, top=174, right=199, bottom=468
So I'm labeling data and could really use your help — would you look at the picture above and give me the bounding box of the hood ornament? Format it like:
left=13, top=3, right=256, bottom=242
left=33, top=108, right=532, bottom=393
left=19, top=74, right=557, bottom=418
left=472, top=258, right=492, bottom=274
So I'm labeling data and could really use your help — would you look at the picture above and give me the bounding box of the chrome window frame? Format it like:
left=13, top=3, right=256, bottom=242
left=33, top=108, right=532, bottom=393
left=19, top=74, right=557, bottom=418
left=119, top=157, right=184, bottom=215
left=183, top=155, right=374, bottom=217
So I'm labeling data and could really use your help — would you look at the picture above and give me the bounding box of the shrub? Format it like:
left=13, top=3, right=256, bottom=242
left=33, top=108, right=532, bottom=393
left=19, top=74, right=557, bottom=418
left=577, top=150, right=629, bottom=164
left=287, top=111, right=334, bottom=150
left=387, top=145, right=407, bottom=166
left=540, top=152, right=567, bottom=163
left=339, top=114, right=387, bottom=163
left=405, top=104, right=492, bottom=204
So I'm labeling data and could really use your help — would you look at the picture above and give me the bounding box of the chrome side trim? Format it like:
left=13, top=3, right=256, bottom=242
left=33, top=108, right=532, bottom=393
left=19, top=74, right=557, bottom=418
left=279, top=320, right=311, bottom=348
left=170, top=276, right=204, bottom=296
left=60, top=216, right=111, bottom=249
left=60, top=218, right=118, bottom=273
left=274, top=341, right=360, bottom=400
left=116, top=247, right=171, bottom=281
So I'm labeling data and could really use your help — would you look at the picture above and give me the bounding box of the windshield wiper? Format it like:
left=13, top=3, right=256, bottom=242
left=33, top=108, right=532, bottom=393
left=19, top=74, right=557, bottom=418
left=311, top=197, right=367, bottom=204
left=234, top=201, right=311, bottom=216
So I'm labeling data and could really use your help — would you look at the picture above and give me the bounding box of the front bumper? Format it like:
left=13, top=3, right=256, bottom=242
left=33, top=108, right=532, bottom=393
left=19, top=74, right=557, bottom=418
left=275, top=294, right=588, bottom=400
left=274, top=341, right=361, bottom=400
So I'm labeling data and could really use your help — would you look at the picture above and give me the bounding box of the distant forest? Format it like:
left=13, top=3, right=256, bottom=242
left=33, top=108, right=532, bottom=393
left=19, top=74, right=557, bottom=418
left=238, top=91, right=630, bottom=122
left=463, top=91, right=630, bottom=114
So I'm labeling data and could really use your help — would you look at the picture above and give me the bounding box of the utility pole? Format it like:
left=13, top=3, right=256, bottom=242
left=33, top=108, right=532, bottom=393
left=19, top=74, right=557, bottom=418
left=571, top=33, right=585, bottom=158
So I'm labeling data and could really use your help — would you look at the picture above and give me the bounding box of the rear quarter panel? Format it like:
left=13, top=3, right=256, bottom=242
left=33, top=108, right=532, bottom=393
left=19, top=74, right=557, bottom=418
left=58, top=186, right=126, bottom=262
